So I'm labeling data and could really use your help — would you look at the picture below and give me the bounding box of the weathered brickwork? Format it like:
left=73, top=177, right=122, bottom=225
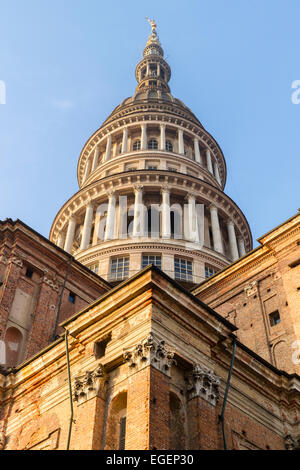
left=0, top=219, right=110, bottom=367
left=194, top=212, right=300, bottom=375
left=0, top=267, right=299, bottom=450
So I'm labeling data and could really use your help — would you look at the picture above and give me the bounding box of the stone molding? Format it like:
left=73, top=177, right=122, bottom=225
left=42, top=276, right=60, bottom=292
left=244, top=281, right=258, bottom=297
left=123, top=332, right=176, bottom=377
left=74, top=364, right=106, bottom=405
left=11, top=256, right=23, bottom=268
left=186, top=363, right=220, bottom=406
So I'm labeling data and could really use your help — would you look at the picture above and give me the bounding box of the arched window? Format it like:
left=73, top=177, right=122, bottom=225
left=4, top=327, right=23, bottom=367
left=148, top=139, right=158, bottom=150
left=106, top=392, right=127, bottom=450
left=133, top=140, right=141, bottom=151
left=166, top=141, right=173, bottom=152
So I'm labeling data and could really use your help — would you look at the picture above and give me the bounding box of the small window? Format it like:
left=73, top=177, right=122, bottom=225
left=289, top=259, right=300, bottom=268
left=119, top=416, right=126, bottom=450
left=148, top=139, right=158, bottom=150
left=205, top=265, right=217, bottom=279
left=142, top=255, right=162, bottom=269
left=133, top=140, right=141, bottom=151
left=147, top=165, right=158, bottom=170
left=88, top=264, right=99, bottom=274
left=160, top=68, right=165, bottom=80
left=174, top=258, right=193, bottom=282
left=110, top=257, right=129, bottom=282
left=165, top=141, right=173, bottom=152
left=25, top=267, right=33, bottom=279
left=68, top=292, right=76, bottom=304
left=118, top=144, right=122, bottom=154
left=269, top=310, right=281, bottom=327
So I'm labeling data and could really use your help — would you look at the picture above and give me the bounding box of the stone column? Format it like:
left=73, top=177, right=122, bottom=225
left=160, top=123, right=166, bottom=151
left=206, top=149, right=213, bottom=174
left=105, top=134, right=112, bottom=161
left=209, top=205, right=223, bottom=254
left=122, top=127, right=128, bottom=153
left=91, top=147, right=100, bottom=172
left=64, top=217, right=76, bottom=253
left=83, top=159, right=91, bottom=184
left=185, top=194, right=199, bottom=243
left=178, top=128, right=184, bottom=155
left=141, top=123, right=147, bottom=150
left=104, top=191, right=116, bottom=240
left=227, top=220, right=239, bottom=261
left=56, top=232, right=64, bottom=248
left=194, top=138, right=202, bottom=164
left=214, top=162, right=221, bottom=185
left=161, top=186, right=171, bottom=239
left=80, top=202, right=94, bottom=251
left=133, top=185, right=144, bottom=237
left=238, top=237, right=246, bottom=257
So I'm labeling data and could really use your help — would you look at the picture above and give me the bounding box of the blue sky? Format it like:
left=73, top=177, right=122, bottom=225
left=1, top=0, right=300, bottom=247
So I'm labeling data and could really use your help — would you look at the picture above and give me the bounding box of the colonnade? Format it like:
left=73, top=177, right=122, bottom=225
left=82, top=123, right=222, bottom=186
left=59, top=188, right=246, bottom=262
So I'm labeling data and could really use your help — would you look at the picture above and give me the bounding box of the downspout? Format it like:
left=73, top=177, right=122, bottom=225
left=219, top=338, right=237, bottom=450
left=65, top=329, right=74, bottom=451
left=52, top=255, right=73, bottom=342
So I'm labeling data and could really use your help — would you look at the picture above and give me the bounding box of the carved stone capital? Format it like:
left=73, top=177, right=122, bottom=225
left=74, top=364, right=106, bottom=405
left=42, top=276, right=60, bottom=292
left=0, top=255, right=9, bottom=266
left=186, top=364, right=220, bottom=406
left=11, top=256, right=23, bottom=268
left=133, top=184, right=143, bottom=193
left=284, top=434, right=300, bottom=450
left=123, top=332, right=176, bottom=378
left=244, top=281, right=257, bottom=297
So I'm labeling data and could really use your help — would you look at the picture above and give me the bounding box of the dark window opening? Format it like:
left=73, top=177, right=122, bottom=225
left=289, top=258, right=300, bottom=268
left=170, top=211, right=175, bottom=238
left=68, top=292, right=76, bottom=304
left=269, top=310, right=280, bottom=327
left=94, top=334, right=111, bottom=359
left=119, top=417, right=126, bottom=450
left=25, top=267, right=33, bottom=279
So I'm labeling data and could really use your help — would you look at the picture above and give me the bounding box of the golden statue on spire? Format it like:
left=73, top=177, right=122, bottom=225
left=146, top=17, right=157, bottom=33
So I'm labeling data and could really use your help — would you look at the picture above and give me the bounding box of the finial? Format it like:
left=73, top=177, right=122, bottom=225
left=145, top=17, right=157, bottom=34
left=145, top=17, right=161, bottom=47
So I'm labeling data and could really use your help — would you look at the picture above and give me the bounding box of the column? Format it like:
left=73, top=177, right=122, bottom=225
left=93, top=209, right=101, bottom=245
left=214, top=162, right=221, bottom=185
left=104, top=191, right=116, bottom=240
left=132, top=185, right=144, bottom=237
left=238, top=237, right=246, bottom=257
left=206, top=149, right=213, bottom=174
left=160, top=123, right=166, bottom=151
left=83, top=159, right=91, bottom=184
left=122, top=127, right=128, bottom=153
left=113, top=142, right=118, bottom=157
left=209, top=205, right=223, bottom=254
left=178, top=129, right=184, bottom=155
left=161, top=186, right=171, bottom=238
left=91, top=147, right=100, bottom=172
left=56, top=232, right=64, bottom=248
left=185, top=194, right=199, bottom=243
left=227, top=220, right=239, bottom=261
left=64, top=217, right=76, bottom=253
left=80, top=202, right=94, bottom=251
left=105, top=134, right=112, bottom=161
left=141, top=123, right=147, bottom=150
left=194, top=138, right=202, bottom=164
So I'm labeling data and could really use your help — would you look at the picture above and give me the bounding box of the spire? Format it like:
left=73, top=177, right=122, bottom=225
left=145, top=18, right=161, bottom=48
left=134, top=19, right=171, bottom=95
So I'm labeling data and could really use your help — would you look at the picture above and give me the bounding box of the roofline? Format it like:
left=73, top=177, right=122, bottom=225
left=0, top=218, right=111, bottom=289
left=60, top=264, right=238, bottom=332
left=257, top=209, right=300, bottom=243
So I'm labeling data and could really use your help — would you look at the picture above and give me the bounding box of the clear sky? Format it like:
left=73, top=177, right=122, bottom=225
left=1, top=0, right=300, bottom=248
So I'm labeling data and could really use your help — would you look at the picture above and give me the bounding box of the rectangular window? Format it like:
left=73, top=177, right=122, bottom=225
left=174, top=258, right=193, bottom=282
left=68, top=292, right=76, bottom=304
left=88, top=264, right=99, bottom=274
left=269, top=310, right=281, bottom=327
left=147, top=165, right=158, bottom=170
left=142, top=255, right=162, bottom=269
left=205, top=265, right=217, bottom=279
left=119, top=416, right=126, bottom=450
left=110, top=257, right=129, bottom=281
left=25, top=267, right=33, bottom=279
